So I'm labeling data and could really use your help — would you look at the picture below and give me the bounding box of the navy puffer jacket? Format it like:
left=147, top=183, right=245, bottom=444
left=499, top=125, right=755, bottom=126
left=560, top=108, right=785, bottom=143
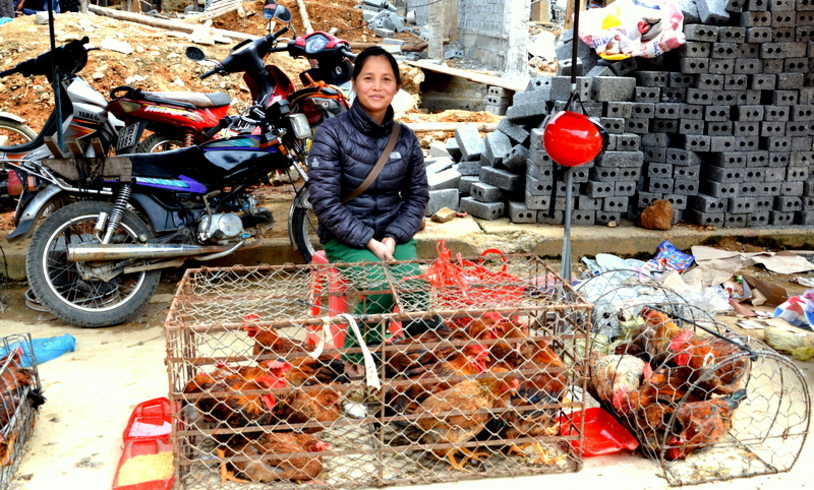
left=307, top=100, right=429, bottom=249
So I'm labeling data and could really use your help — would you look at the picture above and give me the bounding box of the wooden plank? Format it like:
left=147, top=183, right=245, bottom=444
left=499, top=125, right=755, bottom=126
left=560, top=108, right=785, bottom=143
left=403, top=59, right=526, bottom=92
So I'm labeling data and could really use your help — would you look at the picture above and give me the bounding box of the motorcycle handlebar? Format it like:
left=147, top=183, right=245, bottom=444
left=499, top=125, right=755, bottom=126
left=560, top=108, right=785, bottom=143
left=0, top=67, right=18, bottom=78
left=271, top=25, right=289, bottom=40
left=339, top=47, right=357, bottom=60
left=200, top=66, right=221, bottom=79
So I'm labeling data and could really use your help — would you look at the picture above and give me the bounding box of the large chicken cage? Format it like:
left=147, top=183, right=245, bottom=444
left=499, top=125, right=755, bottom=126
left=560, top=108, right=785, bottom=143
left=164, top=253, right=593, bottom=489
left=577, top=270, right=810, bottom=486
left=0, top=333, right=42, bottom=490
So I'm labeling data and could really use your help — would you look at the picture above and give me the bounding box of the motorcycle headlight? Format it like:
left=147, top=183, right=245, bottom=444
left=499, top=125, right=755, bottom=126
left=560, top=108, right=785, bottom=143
left=289, top=113, right=311, bottom=140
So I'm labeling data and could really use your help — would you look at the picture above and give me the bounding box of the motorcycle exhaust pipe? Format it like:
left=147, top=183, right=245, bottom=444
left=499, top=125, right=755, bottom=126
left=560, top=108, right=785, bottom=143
left=66, top=243, right=234, bottom=262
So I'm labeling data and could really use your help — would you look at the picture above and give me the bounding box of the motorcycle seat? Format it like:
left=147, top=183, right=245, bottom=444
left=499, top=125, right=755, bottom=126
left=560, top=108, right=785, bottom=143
left=139, top=91, right=231, bottom=108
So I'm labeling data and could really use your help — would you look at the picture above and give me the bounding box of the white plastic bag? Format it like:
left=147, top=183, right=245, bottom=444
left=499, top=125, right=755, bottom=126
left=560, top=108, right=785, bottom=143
left=577, top=0, right=686, bottom=60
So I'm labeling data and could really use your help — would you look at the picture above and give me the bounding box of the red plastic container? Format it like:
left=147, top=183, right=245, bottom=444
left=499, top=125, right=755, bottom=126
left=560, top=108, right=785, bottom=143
left=558, top=407, right=639, bottom=457
left=123, top=397, right=172, bottom=443
left=112, top=437, right=173, bottom=490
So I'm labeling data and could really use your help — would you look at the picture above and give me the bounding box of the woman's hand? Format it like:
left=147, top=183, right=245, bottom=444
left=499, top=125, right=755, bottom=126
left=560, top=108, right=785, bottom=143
left=367, top=238, right=394, bottom=261
left=381, top=236, right=396, bottom=257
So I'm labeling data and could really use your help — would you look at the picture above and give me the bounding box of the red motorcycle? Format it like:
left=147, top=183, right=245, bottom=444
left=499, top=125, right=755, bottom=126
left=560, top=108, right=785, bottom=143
left=107, top=3, right=354, bottom=154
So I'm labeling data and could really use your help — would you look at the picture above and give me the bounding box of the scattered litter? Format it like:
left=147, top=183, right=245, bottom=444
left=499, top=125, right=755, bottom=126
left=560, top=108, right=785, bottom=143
left=773, top=290, right=814, bottom=332
left=640, top=239, right=694, bottom=274
left=792, top=276, right=814, bottom=287
left=764, top=326, right=814, bottom=361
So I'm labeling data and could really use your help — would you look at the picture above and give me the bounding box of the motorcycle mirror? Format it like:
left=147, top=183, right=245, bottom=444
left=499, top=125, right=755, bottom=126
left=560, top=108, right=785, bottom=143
left=263, top=2, right=292, bottom=22
left=185, top=46, right=206, bottom=61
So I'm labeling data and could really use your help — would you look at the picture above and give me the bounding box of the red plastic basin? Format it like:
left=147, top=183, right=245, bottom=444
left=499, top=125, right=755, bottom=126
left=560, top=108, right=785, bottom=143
left=558, top=407, right=639, bottom=457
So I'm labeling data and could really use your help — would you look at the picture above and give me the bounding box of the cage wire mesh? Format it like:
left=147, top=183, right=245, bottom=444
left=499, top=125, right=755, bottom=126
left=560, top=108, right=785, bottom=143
left=165, top=254, right=593, bottom=489
left=584, top=301, right=809, bottom=486
left=1, top=333, right=43, bottom=490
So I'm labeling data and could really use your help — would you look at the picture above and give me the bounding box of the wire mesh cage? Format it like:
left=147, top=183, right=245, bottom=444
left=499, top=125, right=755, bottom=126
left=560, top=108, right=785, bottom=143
left=164, top=254, right=593, bottom=489
left=585, top=302, right=809, bottom=486
left=1, top=333, right=44, bottom=490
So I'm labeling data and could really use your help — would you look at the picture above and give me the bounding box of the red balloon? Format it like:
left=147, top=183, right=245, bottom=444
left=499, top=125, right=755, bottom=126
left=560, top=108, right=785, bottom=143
left=543, top=111, right=608, bottom=167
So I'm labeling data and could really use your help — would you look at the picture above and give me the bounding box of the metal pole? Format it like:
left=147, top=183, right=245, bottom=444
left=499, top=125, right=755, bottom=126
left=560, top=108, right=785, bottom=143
left=561, top=167, right=574, bottom=283
left=46, top=0, right=64, bottom=151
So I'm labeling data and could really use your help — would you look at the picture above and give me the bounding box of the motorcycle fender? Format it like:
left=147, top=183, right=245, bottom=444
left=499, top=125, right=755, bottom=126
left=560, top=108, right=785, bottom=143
left=288, top=187, right=311, bottom=250
left=0, top=112, right=28, bottom=125
left=131, top=192, right=188, bottom=233
left=6, top=184, right=64, bottom=243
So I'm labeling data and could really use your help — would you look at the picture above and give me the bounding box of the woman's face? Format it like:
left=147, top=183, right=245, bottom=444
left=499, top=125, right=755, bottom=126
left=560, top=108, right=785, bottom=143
left=352, top=55, right=399, bottom=123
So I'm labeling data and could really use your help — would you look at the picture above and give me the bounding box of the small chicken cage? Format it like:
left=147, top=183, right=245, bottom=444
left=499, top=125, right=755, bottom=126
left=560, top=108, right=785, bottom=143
left=0, top=333, right=42, bottom=490
left=579, top=271, right=810, bottom=487
left=164, top=253, right=593, bottom=489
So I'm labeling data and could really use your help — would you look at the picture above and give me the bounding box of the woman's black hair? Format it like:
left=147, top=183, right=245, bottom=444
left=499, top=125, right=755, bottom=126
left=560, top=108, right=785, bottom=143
left=351, top=46, right=401, bottom=86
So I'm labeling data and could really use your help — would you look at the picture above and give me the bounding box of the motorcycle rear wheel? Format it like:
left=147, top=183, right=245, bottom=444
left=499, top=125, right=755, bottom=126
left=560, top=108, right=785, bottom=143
left=26, top=200, right=161, bottom=327
left=0, top=119, right=37, bottom=146
left=134, top=133, right=184, bottom=153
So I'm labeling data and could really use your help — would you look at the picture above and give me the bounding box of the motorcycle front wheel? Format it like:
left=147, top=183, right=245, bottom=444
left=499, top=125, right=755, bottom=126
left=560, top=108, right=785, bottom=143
left=26, top=200, right=161, bottom=327
left=0, top=119, right=37, bottom=146
left=290, top=189, right=321, bottom=263
left=134, top=133, right=184, bottom=153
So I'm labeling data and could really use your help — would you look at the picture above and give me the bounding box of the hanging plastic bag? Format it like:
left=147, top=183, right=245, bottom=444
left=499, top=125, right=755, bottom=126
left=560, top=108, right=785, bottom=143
left=577, top=0, right=686, bottom=60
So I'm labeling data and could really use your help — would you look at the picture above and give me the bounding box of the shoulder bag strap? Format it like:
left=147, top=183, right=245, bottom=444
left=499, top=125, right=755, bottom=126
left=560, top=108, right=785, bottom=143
left=341, top=122, right=401, bottom=204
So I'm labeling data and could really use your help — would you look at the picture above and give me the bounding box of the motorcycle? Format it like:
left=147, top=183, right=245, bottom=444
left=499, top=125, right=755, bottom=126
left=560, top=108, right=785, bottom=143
left=107, top=3, right=354, bottom=154
left=0, top=37, right=123, bottom=220
left=5, top=100, right=313, bottom=327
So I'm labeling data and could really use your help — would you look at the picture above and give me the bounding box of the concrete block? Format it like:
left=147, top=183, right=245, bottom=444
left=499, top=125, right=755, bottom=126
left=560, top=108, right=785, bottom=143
left=637, top=191, right=663, bottom=208
left=634, top=87, right=661, bottom=103
left=503, top=145, right=528, bottom=174
left=600, top=117, right=626, bottom=134
left=664, top=194, right=688, bottom=210
left=648, top=178, right=675, bottom=193
left=571, top=209, right=596, bottom=225
left=792, top=106, right=814, bottom=121
left=603, top=196, right=629, bottom=213
left=695, top=73, right=725, bottom=90
left=428, top=168, right=462, bottom=191
left=686, top=88, right=714, bottom=105
left=642, top=133, right=670, bottom=146
left=507, top=201, right=536, bottom=224
left=682, top=135, right=712, bottom=152
left=787, top=166, right=810, bottom=181
left=550, top=76, right=592, bottom=102
left=634, top=71, right=669, bottom=87
left=525, top=175, right=554, bottom=196
left=712, top=42, right=740, bottom=58
left=654, top=103, right=682, bottom=119
left=480, top=166, right=523, bottom=191
left=770, top=210, right=796, bottom=225
left=674, top=179, right=700, bottom=194
left=709, top=136, right=737, bottom=152
left=772, top=91, right=799, bottom=107
left=719, top=26, right=746, bottom=42
left=747, top=212, right=770, bottom=227
left=669, top=73, right=695, bottom=87
left=585, top=181, right=615, bottom=198
left=678, top=0, right=702, bottom=21
left=697, top=0, right=731, bottom=24
left=648, top=163, right=673, bottom=179
left=769, top=0, right=795, bottom=9
left=692, top=193, right=729, bottom=212
left=674, top=165, right=701, bottom=180
left=610, top=133, right=641, bottom=152
left=667, top=148, right=703, bottom=166
left=458, top=175, right=478, bottom=195
left=589, top=75, right=638, bottom=102
left=763, top=106, right=790, bottom=123
left=625, top=118, right=651, bottom=133
left=701, top=179, right=739, bottom=197
left=684, top=24, right=719, bottom=42
left=688, top=208, right=725, bottom=226
left=775, top=196, right=804, bottom=212
left=603, top=101, right=634, bottom=118
left=771, top=11, right=798, bottom=27
left=471, top=182, right=503, bottom=202
left=661, top=87, right=687, bottom=103
left=595, top=150, right=644, bottom=168
left=761, top=136, right=792, bottom=151
left=455, top=126, right=485, bottom=162
left=785, top=58, right=809, bottom=72
left=748, top=0, right=769, bottom=9
left=746, top=26, right=772, bottom=43
left=742, top=167, right=766, bottom=181
left=484, top=103, right=508, bottom=116
left=800, top=10, right=814, bottom=24
left=724, top=74, right=748, bottom=91
left=426, top=157, right=455, bottom=174
left=790, top=151, right=814, bottom=166
left=608, top=58, right=639, bottom=76
left=708, top=59, right=735, bottom=74
left=762, top=59, right=784, bottom=73
left=586, top=65, right=615, bottom=78
left=576, top=195, right=602, bottom=210
left=643, top=147, right=667, bottom=162
left=535, top=208, right=563, bottom=224
left=772, top=27, right=796, bottom=41
left=704, top=105, right=731, bottom=121
left=723, top=213, right=749, bottom=228
left=590, top=166, right=621, bottom=182
left=526, top=161, right=553, bottom=181
left=777, top=73, right=804, bottom=90
left=706, top=121, right=734, bottom=136
left=680, top=104, right=704, bottom=119
left=753, top=196, right=774, bottom=211
left=525, top=76, right=553, bottom=94
left=783, top=181, right=805, bottom=195
left=739, top=11, right=772, bottom=26
left=483, top=130, right=512, bottom=166
left=505, top=103, right=548, bottom=125
left=795, top=211, right=814, bottom=225
left=652, top=119, right=679, bottom=132
left=595, top=210, right=622, bottom=225
left=792, top=137, right=812, bottom=151
left=768, top=152, right=791, bottom=167
left=456, top=159, right=481, bottom=176
left=459, top=196, right=504, bottom=220
left=764, top=167, right=786, bottom=182
left=497, top=118, right=530, bottom=146
left=562, top=166, right=591, bottom=184
left=733, top=105, right=763, bottom=121
left=726, top=0, right=746, bottom=11
left=512, top=88, right=552, bottom=107
left=734, top=137, right=760, bottom=151
left=715, top=152, right=749, bottom=167
left=684, top=41, right=712, bottom=57
left=786, top=121, right=812, bottom=137
left=739, top=44, right=760, bottom=58
left=615, top=181, right=637, bottom=196
left=425, top=189, right=459, bottom=216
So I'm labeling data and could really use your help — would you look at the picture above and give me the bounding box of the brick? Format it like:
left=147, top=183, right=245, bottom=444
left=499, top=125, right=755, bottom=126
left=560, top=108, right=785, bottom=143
left=459, top=196, right=504, bottom=220
left=761, top=136, right=792, bottom=151
left=603, top=101, right=634, bottom=118
left=634, top=87, right=660, bottom=103
left=595, top=210, right=622, bottom=225
left=456, top=160, right=481, bottom=176
left=771, top=11, right=797, bottom=26
left=455, top=125, right=486, bottom=162
left=780, top=73, right=807, bottom=90
left=631, top=102, right=655, bottom=119
left=642, top=147, right=667, bottom=162
left=772, top=27, right=796, bottom=41
left=458, top=175, right=478, bottom=195
left=687, top=208, right=725, bottom=226
left=787, top=121, right=812, bottom=137
left=734, top=121, right=760, bottom=136
left=686, top=88, right=714, bottom=105
left=526, top=160, right=553, bottom=180
left=571, top=209, right=596, bottom=225
left=507, top=201, right=537, bottom=224
left=708, top=59, right=735, bottom=74
left=791, top=151, right=814, bottom=166
left=480, top=166, right=523, bottom=191
left=764, top=106, right=790, bottom=122
left=762, top=59, right=785, bottom=73
left=600, top=117, right=626, bottom=134
left=709, top=136, right=737, bottom=152
left=526, top=76, right=553, bottom=92
left=684, top=24, right=719, bottom=42
left=773, top=91, right=799, bottom=106
left=785, top=58, right=809, bottom=72
left=795, top=210, right=814, bottom=225
left=661, top=87, right=687, bottom=103
left=697, top=0, right=731, bottom=24
left=787, top=166, right=810, bottom=181
left=746, top=27, right=772, bottom=43
left=734, top=137, right=760, bottom=151
left=513, top=88, right=551, bottom=107
left=497, top=118, right=530, bottom=146
left=483, top=130, right=512, bottom=166
left=614, top=181, right=636, bottom=196
left=775, top=196, right=804, bottom=212
left=747, top=151, right=770, bottom=167
left=652, top=119, right=678, bottom=132
left=609, top=133, right=641, bottom=151
left=748, top=0, right=769, bottom=9
left=428, top=168, right=462, bottom=191
left=724, top=74, right=748, bottom=91
left=503, top=145, right=528, bottom=174
left=682, top=135, right=712, bottom=152
left=648, top=178, right=674, bottom=193
left=445, top=137, right=461, bottom=161
left=595, top=151, right=644, bottom=168
left=769, top=152, right=791, bottom=167
left=663, top=194, right=688, bottom=210
left=743, top=167, right=766, bottom=181
left=471, top=181, right=504, bottom=202
left=673, top=179, right=700, bottom=194
left=633, top=71, right=669, bottom=87
left=692, top=193, right=729, bottom=212
left=642, top=133, right=670, bottom=146
left=739, top=11, right=772, bottom=26
left=707, top=121, right=734, bottom=136
left=576, top=195, right=602, bottom=210
left=764, top=167, right=786, bottom=182
left=669, top=73, right=695, bottom=87
left=625, top=118, right=650, bottom=133
left=684, top=41, right=712, bottom=57
left=607, top=58, right=639, bottom=76
left=528, top=145, right=553, bottom=168
left=667, top=148, right=703, bottom=166
left=590, top=76, right=636, bottom=101
left=590, top=166, right=620, bottom=182
left=637, top=191, right=663, bottom=208
left=701, top=179, right=739, bottom=197
left=723, top=213, right=748, bottom=228
left=737, top=90, right=761, bottom=105
left=747, top=211, right=770, bottom=227
left=585, top=181, right=615, bottom=198
left=715, top=152, right=749, bottom=167
left=770, top=210, right=796, bottom=225
left=425, top=189, right=459, bottom=216
left=726, top=0, right=746, bottom=10
left=680, top=104, right=704, bottom=120
left=550, top=76, right=592, bottom=101
left=706, top=165, right=744, bottom=183
left=603, top=196, right=629, bottom=213
left=792, top=106, right=814, bottom=121
left=536, top=209, right=564, bottom=224
left=525, top=175, right=554, bottom=196
left=673, top=165, right=701, bottom=180
left=783, top=181, right=805, bottom=195
left=505, top=103, right=549, bottom=125
left=704, top=105, right=731, bottom=121
left=712, top=42, right=740, bottom=58
left=562, top=166, right=591, bottom=184
left=770, top=0, right=795, bottom=9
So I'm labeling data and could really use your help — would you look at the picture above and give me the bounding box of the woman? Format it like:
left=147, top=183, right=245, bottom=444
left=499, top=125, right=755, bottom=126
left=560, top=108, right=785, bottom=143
left=307, top=46, right=431, bottom=374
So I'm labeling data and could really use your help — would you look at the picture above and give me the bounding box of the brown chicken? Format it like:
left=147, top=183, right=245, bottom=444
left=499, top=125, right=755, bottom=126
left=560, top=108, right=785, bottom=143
left=182, top=361, right=288, bottom=428
left=668, top=334, right=751, bottom=395
left=386, top=344, right=491, bottom=415
left=588, top=351, right=652, bottom=414
left=623, top=308, right=691, bottom=364
left=617, top=364, right=701, bottom=414
left=244, top=324, right=315, bottom=358
left=1, top=347, right=46, bottom=467
left=502, top=338, right=568, bottom=464
left=665, top=389, right=747, bottom=460
left=272, top=385, right=342, bottom=433
left=416, top=374, right=520, bottom=471
left=221, top=432, right=330, bottom=483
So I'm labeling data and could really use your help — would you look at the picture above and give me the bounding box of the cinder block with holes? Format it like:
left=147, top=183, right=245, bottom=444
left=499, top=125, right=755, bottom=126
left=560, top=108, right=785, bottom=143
left=507, top=201, right=536, bottom=224
left=764, top=167, right=786, bottom=182
left=655, top=103, right=681, bottom=119
left=746, top=151, right=769, bottom=167
left=770, top=210, right=796, bottom=225
left=603, top=101, right=634, bottom=118
left=735, top=106, right=764, bottom=123
left=763, top=106, right=790, bottom=122
left=536, top=209, right=564, bottom=224
left=682, top=135, right=712, bottom=152
left=471, top=182, right=504, bottom=202
left=735, top=137, right=760, bottom=151
left=642, top=147, right=667, bottom=162
left=791, top=151, right=814, bottom=166
left=669, top=73, right=695, bottom=87
left=773, top=27, right=796, bottom=41
left=648, top=163, right=673, bottom=179
left=787, top=167, right=810, bottom=181
left=712, top=42, right=740, bottom=57
left=525, top=175, right=554, bottom=196
left=709, top=136, right=737, bottom=152
left=723, top=213, right=748, bottom=228
left=739, top=44, right=760, bottom=58
left=528, top=146, right=553, bottom=168
left=614, top=181, right=636, bottom=196
left=480, top=166, right=523, bottom=191
left=549, top=76, right=592, bottom=101
left=667, top=148, right=702, bottom=166
left=455, top=125, right=486, bottom=162
left=719, top=26, right=746, bottom=42
left=701, top=179, right=739, bottom=197
left=498, top=118, right=530, bottom=147
left=673, top=165, right=701, bottom=180
left=768, top=152, right=791, bottom=167
left=707, top=121, right=734, bottom=136
left=648, top=178, right=675, bottom=193
left=642, top=133, right=670, bottom=146
left=688, top=208, right=725, bottom=226
left=505, top=103, right=549, bottom=125
left=459, top=175, right=478, bottom=195
left=696, top=73, right=725, bottom=89
left=585, top=181, right=615, bottom=198
left=786, top=121, right=812, bottom=137
left=483, top=130, right=512, bottom=166
left=772, top=91, right=798, bottom=106
left=664, top=194, right=688, bottom=210
left=782, top=181, right=805, bottom=195
left=734, top=122, right=760, bottom=136
left=686, top=88, right=714, bottom=105
left=748, top=211, right=771, bottom=227
left=603, top=196, right=629, bottom=213
left=634, top=87, right=660, bottom=103
left=526, top=161, right=551, bottom=181
left=653, top=119, right=679, bottom=132
left=576, top=195, right=602, bottom=210
left=684, top=41, right=712, bottom=57
left=777, top=73, right=805, bottom=89
left=637, top=191, right=663, bottom=208
left=792, top=137, right=811, bottom=151
left=775, top=196, right=803, bottom=212
left=697, top=0, right=731, bottom=24
left=715, top=152, right=749, bottom=167
left=761, top=136, right=792, bottom=152
left=609, top=133, right=641, bottom=151
left=740, top=10, right=771, bottom=26
left=631, top=102, right=655, bottom=118
left=459, top=197, right=504, bottom=220
left=678, top=119, right=705, bottom=134
left=428, top=168, right=461, bottom=191
left=673, top=180, right=700, bottom=194
left=680, top=104, right=704, bottom=119
left=792, top=106, right=814, bottom=121
left=772, top=11, right=797, bottom=26
left=707, top=165, right=746, bottom=183
left=456, top=160, right=481, bottom=176
left=571, top=209, right=596, bottom=225
left=625, top=118, right=650, bottom=133
left=760, top=122, right=787, bottom=137
left=805, top=196, right=814, bottom=209
left=684, top=24, right=719, bottom=41
left=503, top=145, right=528, bottom=174
left=742, top=167, right=766, bottom=182
left=748, top=74, right=776, bottom=91
left=746, top=26, right=772, bottom=43
left=692, top=193, right=729, bottom=212
left=762, top=59, right=784, bottom=73
left=595, top=150, right=644, bottom=168
left=595, top=210, right=622, bottom=225
left=728, top=197, right=755, bottom=213
left=761, top=42, right=807, bottom=58
left=560, top=166, right=591, bottom=183
left=708, top=59, right=735, bottom=74
left=634, top=71, right=669, bottom=87
left=724, top=74, right=748, bottom=90
left=600, top=117, right=626, bottom=134
left=738, top=90, right=761, bottom=105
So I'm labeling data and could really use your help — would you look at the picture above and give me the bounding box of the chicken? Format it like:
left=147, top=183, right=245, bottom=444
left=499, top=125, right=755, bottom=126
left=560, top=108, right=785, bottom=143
left=272, top=385, right=342, bottom=433
left=588, top=351, right=652, bottom=414
left=665, top=389, right=748, bottom=460
left=617, top=364, right=701, bottom=414
left=385, top=344, right=490, bottom=415
left=624, top=308, right=691, bottom=365
left=416, top=374, right=520, bottom=471
left=181, top=361, right=287, bottom=428
left=668, top=334, right=751, bottom=395
left=501, top=339, right=568, bottom=464
left=244, top=324, right=315, bottom=358
left=221, top=432, right=330, bottom=483
left=1, top=347, right=46, bottom=467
